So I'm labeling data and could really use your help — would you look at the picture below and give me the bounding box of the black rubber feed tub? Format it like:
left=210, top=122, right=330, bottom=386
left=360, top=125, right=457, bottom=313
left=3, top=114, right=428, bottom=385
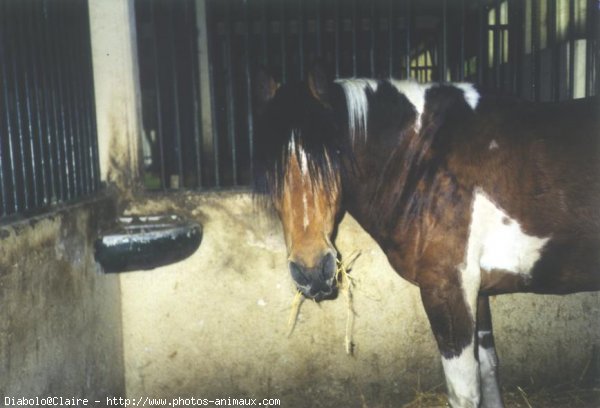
left=95, top=215, right=202, bottom=273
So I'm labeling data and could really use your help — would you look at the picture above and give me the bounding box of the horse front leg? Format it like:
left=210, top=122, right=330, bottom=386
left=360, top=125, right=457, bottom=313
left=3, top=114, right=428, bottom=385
left=420, top=271, right=481, bottom=408
left=477, top=296, right=504, bottom=408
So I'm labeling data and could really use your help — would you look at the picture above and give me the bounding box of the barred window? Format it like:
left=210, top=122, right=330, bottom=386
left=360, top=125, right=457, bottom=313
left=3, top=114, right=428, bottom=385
left=0, top=0, right=100, bottom=222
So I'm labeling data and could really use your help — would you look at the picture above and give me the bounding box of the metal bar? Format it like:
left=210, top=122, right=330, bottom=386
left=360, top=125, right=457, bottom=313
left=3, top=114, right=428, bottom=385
left=58, top=1, right=78, bottom=200
left=54, top=1, right=73, bottom=200
left=0, top=1, right=14, bottom=214
left=334, top=0, right=340, bottom=77
left=24, top=0, right=47, bottom=207
left=67, top=0, right=85, bottom=197
left=224, top=0, right=237, bottom=186
left=34, top=0, right=56, bottom=203
left=595, top=0, right=600, bottom=97
left=405, top=0, right=411, bottom=79
left=244, top=0, right=254, bottom=181
left=352, top=0, right=357, bottom=76
left=16, top=1, right=40, bottom=208
left=416, top=41, right=421, bottom=81
left=548, top=0, right=560, bottom=101
left=206, top=1, right=221, bottom=187
left=442, top=0, right=448, bottom=82
left=74, top=0, right=92, bottom=195
left=10, top=4, right=31, bottom=210
left=516, top=0, right=525, bottom=97
left=315, top=0, right=322, bottom=56
left=73, top=0, right=91, bottom=196
left=187, top=0, right=203, bottom=188
left=508, top=0, right=520, bottom=96
left=585, top=0, right=594, bottom=96
left=196, top=0, right=215, bottom=187
left=63, top=0, right=83, bottom=197
left=44, top=0, right=66, bottom=201
left=459, top=0, right=465, bottom=81
left=494, top=0, right=501, bottom=88
left=150, top=0, right=167, bottom=189
left=532, top=0, right=541, bottom=101
left=370, top=0, right=375, bottom=77
left=298, top=0, right=305, bottom=79
left=478, top=0, right=485, bottom=85
left=82, top=0, right=101, bottom=191
left=1, top=39, right=18, bottom=212
left=280, top=1, right=286, bottom=82
left=596, top=0, right=600, bottom=97
left=568, top=0, right=575, bottom=99
left=169, top=1, right=184, bottom=187
left=262, top=0, right=269, bottom=66
left=389, top=0, right=394, bottom=77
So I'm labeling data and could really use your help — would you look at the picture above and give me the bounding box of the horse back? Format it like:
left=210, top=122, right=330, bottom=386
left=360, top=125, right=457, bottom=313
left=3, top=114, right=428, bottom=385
left=451, top=97, right=600, bottom=236
left=447, top=97, right=600, bottom=294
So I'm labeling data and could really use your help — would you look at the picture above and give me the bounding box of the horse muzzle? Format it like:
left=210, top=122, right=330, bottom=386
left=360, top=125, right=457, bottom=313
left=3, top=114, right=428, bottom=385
left=289, top=251, right=337, bottom=301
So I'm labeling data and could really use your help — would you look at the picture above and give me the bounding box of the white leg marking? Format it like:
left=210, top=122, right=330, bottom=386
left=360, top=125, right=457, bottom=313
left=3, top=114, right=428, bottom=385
left=488, top=140, right=499, bottom=150
left=442, top=342, right=481, bottom=408
left=470, top=189, right=550, bottom=275
left=478, top=331, right=503, bottom=408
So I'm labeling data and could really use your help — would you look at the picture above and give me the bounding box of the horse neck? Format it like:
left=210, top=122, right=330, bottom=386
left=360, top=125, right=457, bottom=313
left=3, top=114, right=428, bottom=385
left=340, top=116, right=439, bottom=242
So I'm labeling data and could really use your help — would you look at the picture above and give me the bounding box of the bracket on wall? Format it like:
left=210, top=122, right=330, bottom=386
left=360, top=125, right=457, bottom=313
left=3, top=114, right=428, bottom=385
left=94, top=215, right=202, bottom=273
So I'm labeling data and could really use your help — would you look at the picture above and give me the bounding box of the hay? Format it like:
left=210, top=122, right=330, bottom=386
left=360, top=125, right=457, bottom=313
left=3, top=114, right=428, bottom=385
left=335, top=252, right=360, bottom=355
left=286, top=251, right=361, bottom=355
left=286, top=290, right=304, bottom=337
left=502, top=382, right=600, bottom=407
left=399, top=382, right=600, bottom=408
left=401, top=381, right=447, bottom=408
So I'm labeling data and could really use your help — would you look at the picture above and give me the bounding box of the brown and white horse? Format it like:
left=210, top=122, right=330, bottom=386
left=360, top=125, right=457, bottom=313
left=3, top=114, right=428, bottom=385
left=252, top=63, right=600, bottom=408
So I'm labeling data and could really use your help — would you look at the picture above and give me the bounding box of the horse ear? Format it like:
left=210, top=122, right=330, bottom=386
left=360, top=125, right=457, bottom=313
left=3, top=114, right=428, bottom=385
left=307, top=60, right=332, bottom=107
left=254, top=66, right=279, bottom=111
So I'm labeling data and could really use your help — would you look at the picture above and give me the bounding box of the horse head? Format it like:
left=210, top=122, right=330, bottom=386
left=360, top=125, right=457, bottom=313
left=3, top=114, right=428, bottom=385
left=253, top=63, right=346, bottom=301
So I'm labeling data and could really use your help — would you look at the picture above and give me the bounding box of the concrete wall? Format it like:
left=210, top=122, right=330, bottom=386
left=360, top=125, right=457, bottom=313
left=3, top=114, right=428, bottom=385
left=0, top=198, right=124, bottom=398
left=120, top=192, right=600, bottom=406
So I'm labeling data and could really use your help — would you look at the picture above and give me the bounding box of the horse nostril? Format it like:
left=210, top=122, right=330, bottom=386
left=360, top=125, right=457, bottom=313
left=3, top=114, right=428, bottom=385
left=319, top=252, right=336, bottom=281
left=289, top=260, right=310, bottom=287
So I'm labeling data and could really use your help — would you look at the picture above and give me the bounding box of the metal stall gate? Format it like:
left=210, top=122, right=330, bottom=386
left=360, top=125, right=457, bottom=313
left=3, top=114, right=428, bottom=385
left=134, top=0, right=598, bottom=191
left=0, top=0, right=100, bottom=222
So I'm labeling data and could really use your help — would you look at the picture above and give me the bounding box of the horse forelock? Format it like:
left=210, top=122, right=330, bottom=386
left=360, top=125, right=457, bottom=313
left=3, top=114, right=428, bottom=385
left=253, top=83, right=346, bottom=205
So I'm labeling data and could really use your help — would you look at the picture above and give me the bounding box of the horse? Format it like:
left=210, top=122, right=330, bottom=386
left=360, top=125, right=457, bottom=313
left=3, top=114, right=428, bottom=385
left=252, top=62, right=600, bottom=408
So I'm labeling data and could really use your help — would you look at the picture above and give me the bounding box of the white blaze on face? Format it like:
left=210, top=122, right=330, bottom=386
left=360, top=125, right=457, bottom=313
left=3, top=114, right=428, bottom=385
left=302, top=192, right=309, bottom=230
left=289, top=132, right=311, bottom=231
left=288, top=131, right=309, bottom=177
